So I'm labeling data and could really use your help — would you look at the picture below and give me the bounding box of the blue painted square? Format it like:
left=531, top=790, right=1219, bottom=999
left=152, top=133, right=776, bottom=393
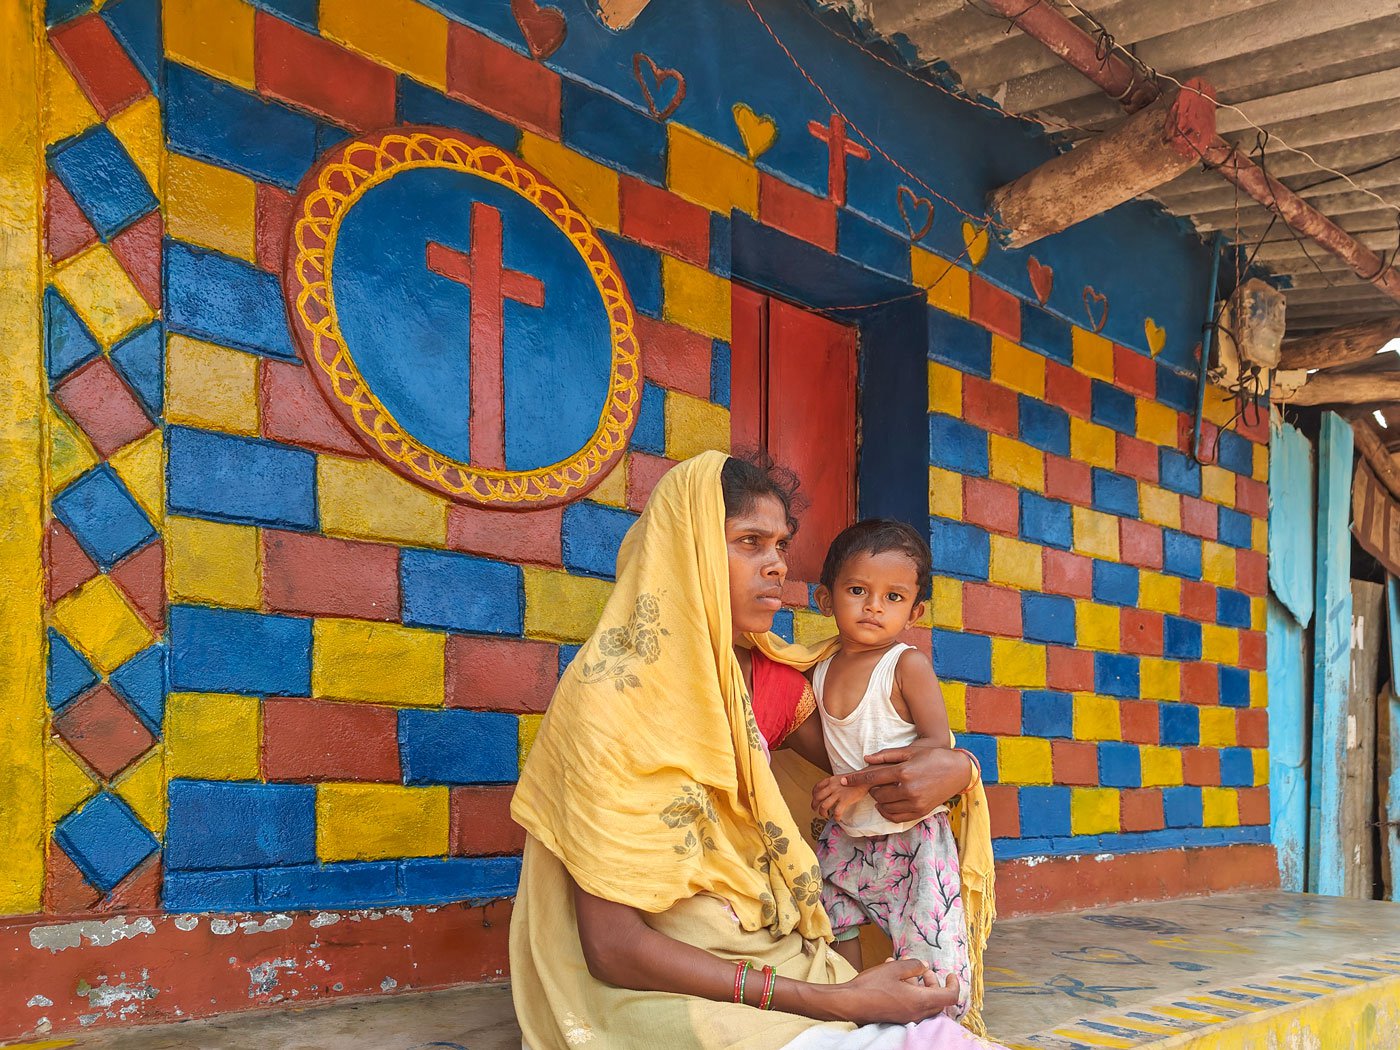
left=166, top=64, right=320, bottom=190
left=1091, top=469, right=1138, bottom=518
left=927, top=309, right=992, bottom=377
left=1022, top=593, right=1075, bottom=646
left=396, top=77, right=518, bottom=151
left=166, top=241, right=298, bottom=360
left=1163, top=786, right=1203, bottom=827
left=55, top=793, right=158, bottom=892
left=46, top=0, right=91, bottom=27
left=247, top=0, right=319, bottom=32
left=167, top=426, right=317, bottom=530
left=771, top=608, right=794, bottom=642
left=399, top=709, right=520, bottom=784
left=400, top=856, right=523, bottom=904
left=930, top=517, right=989, bottom=581
left=559, top=644, right=581, bottom=677
left=957, top=733, right=998, bottom=783
left=315, top=121, right=353, bottom=155
left=44, top=287, right=101, bottom=383
left=929, top=414, right=989, bottom=477
left=1218, top=506, right=1252, bottom=549
left=166, top=780, right=316, bottom=869
left=48, top=126, right=156, bottom=240
left=401, top=548, right=523, bottom=635
left=710, top=212, right=732, bottom=277
left=109, top=323, right=164, bottom=416
left=1094, top=652, right=1139, bottom=698
left=711, top=339, right=731, bottom=408
left=48, top=629, right=97, bottom=711
left=1098, top=742, right=1142, bottom=788
left=1090, top=380, right=1136, bottom=436
left=1219, top=665, right=1251, bottom=708
left=1159, top=448, right=1202, bottom=497
left=1159, top=703, right=1200, bottom=746
left=932, top=628, right=991, bottom=684
left=257, top=862, right=401, bottom=910
left=1163, top=615, right=1202, bottom=660
left=1216, top=588, right=1251, bottom=629
left=1162, top=529, right=1202, bottom=580
left=631, top=381, right=666, bottom=455
left=52, top=464, right=156, bottom=570
left=1217, top=429, right=1254, bottom=476
left=162, top=869, right=258, bottom=912
left=1018, top=306, right=1072, bottom=364
left=1220, top=747, right=1254, bottom=787
left=562, top=501, right=638, bottom=579
left=560, top=79, right=666, bottom=185
left=108, top=643, right=166, bottom=735
left=1018, top=397, right=1070, bottom=456
left=102, top=0, right=161, bottom=87
left=1020, top=492, right=1072, bottom=550
left=169, top=605, right=312, bottom=696
left=1018, top=785, right=1071, bottom=838
left=1092, top=560, right=1139, bottom=607
left=1155, top=365, right=1196, bottom=413
left=837, top=211, right=911, bottom=282
left=598, top=232, right=662, bottom=319
left=1021, top=690, right=1073, bottom=738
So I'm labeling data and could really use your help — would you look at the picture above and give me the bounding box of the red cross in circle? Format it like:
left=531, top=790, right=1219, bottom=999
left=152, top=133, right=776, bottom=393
left=807, top=113, right=870, bottom=208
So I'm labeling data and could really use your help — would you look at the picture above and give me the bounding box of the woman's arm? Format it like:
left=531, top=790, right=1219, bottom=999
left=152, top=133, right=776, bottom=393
left=841, top=746, right=975, bottom=824
left=572, top=881, right=957, bottom=1023
left=780, top=708, right=832, bottom=772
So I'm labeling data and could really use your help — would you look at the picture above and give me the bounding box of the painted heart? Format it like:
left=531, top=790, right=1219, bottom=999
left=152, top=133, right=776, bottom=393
left=511, top=0, right=567, bottom=61
left=633, top=52, right=685, bottom=121
left=1145, top=317, right=1167, bottom=356
left=896, top=186, right=934, bottom=241
left=1027, top=255, right=1053, bottom=304
left=961, top=221, right=989, bottom=266
left=732, top=103, right=778, bottom=160
left=1083, top=285, right=1109, bottom=332
left=1051, top=947, right=1147, bottom=966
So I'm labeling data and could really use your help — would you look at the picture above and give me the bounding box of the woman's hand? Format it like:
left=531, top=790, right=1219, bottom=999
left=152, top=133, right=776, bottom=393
left=826, top=960, right=959, bottom=1024
left=840, top=745, right=973, bottom=824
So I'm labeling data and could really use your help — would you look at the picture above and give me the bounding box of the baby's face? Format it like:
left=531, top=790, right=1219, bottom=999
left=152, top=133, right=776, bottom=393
left=821, top=549, right=925, bottom=649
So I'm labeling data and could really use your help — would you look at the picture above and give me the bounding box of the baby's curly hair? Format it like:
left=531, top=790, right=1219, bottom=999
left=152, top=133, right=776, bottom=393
left=820, top=519, right=933, bottom=601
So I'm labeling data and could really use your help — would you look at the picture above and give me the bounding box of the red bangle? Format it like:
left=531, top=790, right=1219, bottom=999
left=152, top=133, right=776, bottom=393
left=733, top=960, right=750, bottom=1004
left=760, top=966, right=776, bottom=1010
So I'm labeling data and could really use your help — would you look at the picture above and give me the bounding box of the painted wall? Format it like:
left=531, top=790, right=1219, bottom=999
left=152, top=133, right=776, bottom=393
left=2, top=0, right=1273, bottom=1038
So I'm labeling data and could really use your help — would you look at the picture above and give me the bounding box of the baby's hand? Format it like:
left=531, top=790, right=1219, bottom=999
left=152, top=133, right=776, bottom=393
left=812, top=776, right=870, bottom=823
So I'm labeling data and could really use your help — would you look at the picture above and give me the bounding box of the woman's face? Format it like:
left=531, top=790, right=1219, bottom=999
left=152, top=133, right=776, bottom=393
left=725, top=494, right=791, bottom=639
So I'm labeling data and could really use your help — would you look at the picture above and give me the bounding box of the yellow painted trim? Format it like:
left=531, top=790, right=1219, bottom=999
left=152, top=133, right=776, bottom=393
left=0, top=0, right=44, bottom=914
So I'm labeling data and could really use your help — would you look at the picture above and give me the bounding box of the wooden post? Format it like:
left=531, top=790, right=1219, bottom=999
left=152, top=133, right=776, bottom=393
left=1344, top=581, right=1383, bottom=898
left=987, top=81, right=1216, bottom=248
left=596, top=0, right=651, bottom=29
left=1280, top=317, right=1400, bottom=371
left=1280, top=370, right=1400, bottom=407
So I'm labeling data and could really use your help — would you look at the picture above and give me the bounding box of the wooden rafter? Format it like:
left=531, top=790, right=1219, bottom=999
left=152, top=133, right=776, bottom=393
left=1279, top=317, right=1400, bottom=371
left=1277, top=370, right=1400, bottom=406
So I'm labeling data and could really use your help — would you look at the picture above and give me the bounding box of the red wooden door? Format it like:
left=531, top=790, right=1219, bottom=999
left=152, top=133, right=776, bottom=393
left=730, top=286, right=857, bottom=583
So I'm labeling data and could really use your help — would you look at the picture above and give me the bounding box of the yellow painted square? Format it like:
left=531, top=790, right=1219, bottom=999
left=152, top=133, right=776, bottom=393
left=167, top=516, right=261, bottom=608
left=523, top=566, right=613, bottom=642
left=1071, top=419, right=1117, bottom=472
left=989, top=435, right=1044, bottom=491
left=51, top=576, right=153, bottom=674
left=1250, top=669, right=1268, bottom=708
left=1072, top=327, right=1114, bottom=382
left=1252, top=749, right=1269, bottom=787
left=942, top=681, right=967, bottom=733
left=1252, top=517, right=1267, bottom=552
left=1140, top=745, right=1183, bottom=787
left=588, top=458, right=628, bottom=508
left=665, top=391, right=729, bottom=461
left=317, top=783, right=450, bottom=861
left=166, top=334, right=259, bottom=434
left=1076, top=601, right=1120, bottom=652
left=1138, top=572, right=1181, bottom=615
left=1201, top=541, right=1236, bottom=587
left=1202, top=624, right=1239, bottom=664
left=914, top=249, right=970, bottom=317
left=1201, top=786, right=1239, bottom=828
left=47, top=401, right=98, bottom=491
left=998, top=736, right=1052, bottom=785
left=991, top=337, right=1045, bottom=399
left=929, top=467, right=963, bottom=520
left=1073, top=693, right=1121, bottom=741
left=43, top=43, right=99, bottom=145
left=1201, top=465, right=1235, bottom=506
left=165, top=693, right=261, bottom=780
left=793, top=608, right=838, bottom=647
left=1071, top=786, right=1120, bottom=835
left=930, top=576, right=962, bottom=630
left=1202, top=385, right=1234, bottom=427
left=1139, top=484, right=1181, bottom=530
left=666, top=124, right=758, bottom=217
left=313, top=619, right=446, bottom=707
left=45, top=739, right=97, bottom=826
left=928, top=361, right=962, bottom=417
left=1073, top=506, right=1119, bottom=560
left=319, top=455, right=449, bottom=547
left=1135, top=400, right=1179, bottom=449
left=1199, top=706, right=1237, bottom=747
left=1251, top=597, right=1265, bottom=631
left=1139, top=657, right=1181, bottom=701
left=104, top=95, right=162, bottom=189
left=51, top=244, right=154, bottom=348
left=989, top=535, right=1042, bottom=591
left=661, top=256, right=731, bottom=341
left=321, top=0, right=449, bottom=90
left=166, top=155, right=257, bottom=262
left=991, top=638, right=1045, bottom=688
left=1253, top=443, right=1268, bottom=482
left=520, top=133, right=620, bottom=231
left=113, top=748, right=166, bottom=836
left=107, top=429, right=163, bottom=520
left=164, top=0, right=256, bottom=89
left=519, top=713, right=545, bottom=770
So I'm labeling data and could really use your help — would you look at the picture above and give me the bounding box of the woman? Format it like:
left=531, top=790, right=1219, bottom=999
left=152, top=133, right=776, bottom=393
left=510, top=452, right=997, bottom=1048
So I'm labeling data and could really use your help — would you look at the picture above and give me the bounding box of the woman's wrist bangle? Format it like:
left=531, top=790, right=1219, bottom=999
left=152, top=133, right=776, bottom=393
left=733, top=960, right=749, bottom=1004
left=760, top=966, right=776, bottom=1010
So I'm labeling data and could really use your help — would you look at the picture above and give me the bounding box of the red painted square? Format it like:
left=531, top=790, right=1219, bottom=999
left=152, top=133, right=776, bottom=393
left=962, top=375, right=1018, bottom=437
left=968, top=275, right=1020, bottom=341
left=447, top=22, right=561, bottom=139
left=109, top=211, right=162, bottom=310
left=262, top=697, right=402, bottom=782
left=110, top=540, right=163, bottom=631
left=1193, top=421, right=1220, bottom=466
left=255, top=182, right=297, bottom=274
left=782, top=579, right=811, bottom=607
left=449, top=503, right=562, bottom=566
left=53, top=684, right=155, bottom=780
left=1052, top=739, right=1097, bottom=785
left=1180, top=496, right=1218, bottom=540
left=1115, top=434, right=1158, bottom=483
left=54, top=356, right=154, bottom=458
left=1119, top=608, right=1163, bottom=657
left=962, top=582, right=1022, bottom=637
left=964, top=685, right=1021, bottom=735
left=44, top=173, right=97, bottom=263
left=628, top=451, right=677, bottom=511
left=1120, top=788, right=1164, bottom=832
left=1236, top=550, right=1267, bottom=596
left=1043, top=548, right=1093, bottom=599
left=254, top=12, right=395, bottom=130
left=1181, top=662, right=1219, bottom=705
left=44, top=843, right=103, bottom=912
left=963, top=477, right=1019, bottom=537
left=1044, top=455, right=1092, bottom=506
left=1118, top=699, right=1159, bottom=743
left=636, top=314, right=711, bottom=398
left=899, top=623, right=932, bottom=661
left=263, top=530, right=401, bottom=621
left=1180, top=581, right=1217, bottom=623
left=1237, top=408, right=1269, bottom=445
left=619, top=176, right=709, bottom=267
left=1046, top=645, right=1093, bottom=691
left=1239, top=630, right=1266, bottom=671
left=105, top=854, right=161, bottom=912
left=1235, top=476, right=1268, bottom=518
left=1119, top=518, right=1163, bottom=570
left=446, top=635, right=558, bottom=713
left=1112, top=344, right=1155, bottom=398
left=983, top=783, right=1019, bottom=839
left=1044, top=360, right=1091, bottom=419
left=1182, top=746, right=1220, bottom=786
left=260, top=359, right=369, bottom=457
left=1237, top=785, right=1270, bottom=825
left=758, top=173, right=837, bottom=253
left=49, top=14, right=149, bottom=119
left=46, top=519, right=97, bottom=603
left=1236, top=708, right=1268, bottom=748
left=450, top=785, right=525, bottom=855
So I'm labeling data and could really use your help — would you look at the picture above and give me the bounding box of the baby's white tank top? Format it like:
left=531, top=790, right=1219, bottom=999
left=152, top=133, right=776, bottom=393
left=813, top=642, right=944, bottom=838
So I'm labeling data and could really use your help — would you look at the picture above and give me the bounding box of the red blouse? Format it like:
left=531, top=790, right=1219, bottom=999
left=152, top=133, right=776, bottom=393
left=749, top=649, right=816, bottom=750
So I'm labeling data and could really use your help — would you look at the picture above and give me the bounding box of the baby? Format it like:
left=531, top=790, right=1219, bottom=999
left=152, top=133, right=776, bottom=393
left=810, top=519, right=971, bottom=1018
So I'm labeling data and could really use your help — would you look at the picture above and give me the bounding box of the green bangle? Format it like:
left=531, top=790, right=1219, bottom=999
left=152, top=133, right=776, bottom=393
left=737, top=960, right=751, bottom=1005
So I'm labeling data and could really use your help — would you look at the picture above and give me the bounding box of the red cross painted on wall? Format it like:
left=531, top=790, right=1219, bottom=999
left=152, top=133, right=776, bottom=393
left=427, top=201, right=546, bottom=470
left=807, top=113, right=869, bottom=208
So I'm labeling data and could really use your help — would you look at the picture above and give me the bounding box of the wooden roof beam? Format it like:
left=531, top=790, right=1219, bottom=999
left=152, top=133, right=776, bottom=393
left=1279, top=317, right=1400, bottom=370
left=1277, top=369, right=1400, bottom=406
left=1349, top=413, right=1400, bottom=504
